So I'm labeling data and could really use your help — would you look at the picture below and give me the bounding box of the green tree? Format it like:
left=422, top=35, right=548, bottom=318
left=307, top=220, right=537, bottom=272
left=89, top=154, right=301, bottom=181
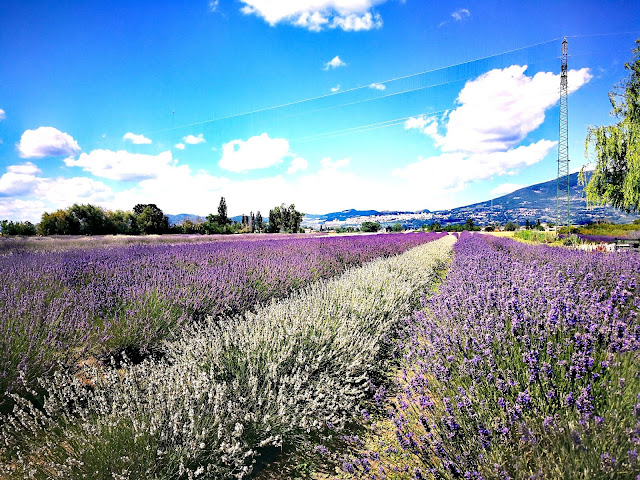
left=392, top=222, right=403, bottom=232
left=266, top=204, right=303, bottom=233
left=38, top=209, right=76, bottom=235
left=217, top=197, right=229, bottom=225
left=361, top=221, right=382, bottom=232
left=268, top=205, right=281, bottom=233
left=0, top=220, right=37, bottom=236
left=504, top=221, right=519, bottom=231
left=133, top=204, right=169, bottom=234
left=584, top=38, right=640, bottom=212
left=255, top=211, right=264, bottom=233
left=464, top=218, right=475, bottom=231
left=68, top=204, right=110, bottom=235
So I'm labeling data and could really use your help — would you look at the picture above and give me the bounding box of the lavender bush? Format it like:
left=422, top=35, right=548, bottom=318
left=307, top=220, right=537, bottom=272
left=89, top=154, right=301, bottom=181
left=0, top=235, right=454, bottom=479
left=366, top=233, right=640, bottom=479
left=0, top=233, right=441, bottom=411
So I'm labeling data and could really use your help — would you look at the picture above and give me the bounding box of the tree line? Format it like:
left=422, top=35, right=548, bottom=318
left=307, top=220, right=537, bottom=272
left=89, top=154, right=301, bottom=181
left=0, top=197, right=305, bottom=236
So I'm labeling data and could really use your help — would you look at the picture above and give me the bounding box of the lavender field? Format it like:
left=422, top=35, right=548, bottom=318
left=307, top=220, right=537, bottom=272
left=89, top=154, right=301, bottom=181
left=344, top=233, right=640, bottom=479
left=3, top=232, right=640, bottom=479
left=0, top=233, right=453, bottom=479
left=0, top=232, right=442, bottom=412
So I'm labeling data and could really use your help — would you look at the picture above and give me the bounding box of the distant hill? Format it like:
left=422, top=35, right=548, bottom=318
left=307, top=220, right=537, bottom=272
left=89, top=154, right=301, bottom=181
left=167, top=213, right=206, bottom=226
left=169, top=173, right=640, bottom=229
left=430, top=171, right=639, bottom=227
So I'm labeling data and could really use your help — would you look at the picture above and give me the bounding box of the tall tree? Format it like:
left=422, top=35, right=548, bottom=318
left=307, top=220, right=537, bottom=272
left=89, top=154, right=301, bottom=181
left=268, top=206, right=281, bottom=233
left=584, top=38, right=640, bottom=212
left=250, top=211, right=255, bottom=233
left=217, top=197, right=229, bottom=225
left=255, top=211, right=264, bottom=233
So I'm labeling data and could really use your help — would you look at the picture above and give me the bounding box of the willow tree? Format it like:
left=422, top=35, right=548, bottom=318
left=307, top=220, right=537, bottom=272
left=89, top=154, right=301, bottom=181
left=584, top=38, right=640, bottom=212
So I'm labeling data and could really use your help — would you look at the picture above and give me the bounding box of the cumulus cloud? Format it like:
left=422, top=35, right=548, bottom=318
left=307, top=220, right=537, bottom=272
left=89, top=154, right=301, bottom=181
left=18, top=127, right=81, bottom=158
left=219, top=133, right=292, bottom=173
left=392, top=140, right=557, bottom=192
left=64, top=150, right=174, bottom=181
left=183, top=134, right=206, bottom=144
left=0, top=163, right=114, bottom=221
left=287, top=157, right=309, bottom=175
left=123, top=132, right=152, bottom=144
left=331, top=84, right=341, bottom=93
left=0, top=198, right=48, bottom=223
left=491, top=183, right=525, bottom=197
left=369, top=83, right=386, bottom=90
left=175, top=143, right=186, bottom=150
left=0, top=163, right=42, bottom=196
left=406, top=65, right=592, bottom=154
left=0, top=109, right=5, bottom=121
left=239, top=0, right=386, bottom=32
left=35, top=176, right=114, bottom=206
left=324, top=56, right=347, bottom=70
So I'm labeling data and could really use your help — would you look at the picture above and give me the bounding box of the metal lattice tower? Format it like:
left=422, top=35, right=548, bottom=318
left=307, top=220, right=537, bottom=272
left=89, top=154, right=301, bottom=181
left=556, top=37, right=570, bottom=229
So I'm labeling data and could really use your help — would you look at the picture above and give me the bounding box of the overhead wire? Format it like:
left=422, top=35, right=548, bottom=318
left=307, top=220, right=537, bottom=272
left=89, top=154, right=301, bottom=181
left=143, top=37, right=561, bottom=136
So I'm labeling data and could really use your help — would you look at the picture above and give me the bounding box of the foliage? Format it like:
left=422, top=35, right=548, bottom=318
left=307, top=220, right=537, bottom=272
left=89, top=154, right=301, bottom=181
left=392, top=222, right=403, bottom=232
left=513, top=229, right=558, bottom=244
left=361, top=221, right=382, bottom=233
left=561, top=233, right=585, bottom=246
left=267, top=203, right=304, bottom=233
left=0, top=220, right=36, bottom=236
left=0, top=234, right=452, bottom=479
left=572, top=220, right=640, bottom=238
left=584, top=38, right=640, bottom=212
left=504, top=220, right=520, bottom=231
left=133, top=204, right=169, bottom=234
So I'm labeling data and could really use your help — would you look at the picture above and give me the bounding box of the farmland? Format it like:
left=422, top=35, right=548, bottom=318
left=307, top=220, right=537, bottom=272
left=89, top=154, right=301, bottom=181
left=1, top=231, right=640, bottom=479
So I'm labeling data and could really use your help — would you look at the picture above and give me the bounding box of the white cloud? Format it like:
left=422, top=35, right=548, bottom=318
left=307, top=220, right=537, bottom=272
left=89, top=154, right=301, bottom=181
left=406, top=65, right=592, bottom=154
left=209, top=0, right=219, bottom=12
left=404, top=116, right=428, bottom=131
left=320, top=157, right=350, bottom=170
left=393, top=140, right=556, bottom=192
left=64, top=150, right=174, bottom=181
left=6, top=163, right=41, bottom=176
left=331, top=84, right=341, bottom=93
left=491, top=183, right=524, bottom=197
left=239, top=0, right=387, bottom=32
left=35, top=176, right=114, bottom=206
left=0, top=109, right=5, bottom=121
left=0, top=163, right=42, bottom=196
left=123, top=132, right=152, bottom=144
left=324, top=55, right=347, bottom=70
left=0, top=163, right=114, bottom=221
left=331, top=11, right=382, bottom=31
left=175, top=143, right=186, bottom=150
left=183, top=134, right=206, bottom=144
left=451, top=8, right=470, bottom=21
left=18, top=127, right=81, bottom=158
left=0, top=198, right=47, bottom=223
left=287, top=157, right=308, bottom=174
left=369, top=83, right=386, bottom=90
left=219, top=133, right=292, bottom=173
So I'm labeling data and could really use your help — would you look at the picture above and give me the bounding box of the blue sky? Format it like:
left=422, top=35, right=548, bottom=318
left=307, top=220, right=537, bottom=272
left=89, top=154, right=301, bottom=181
left=1, top=0, right=639, bottom=221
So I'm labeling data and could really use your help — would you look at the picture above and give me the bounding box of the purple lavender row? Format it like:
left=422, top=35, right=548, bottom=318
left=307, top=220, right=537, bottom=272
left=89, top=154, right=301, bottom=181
left=0, top=232, right=440, bottom=411
left=377, top=233, right=640, bottom=479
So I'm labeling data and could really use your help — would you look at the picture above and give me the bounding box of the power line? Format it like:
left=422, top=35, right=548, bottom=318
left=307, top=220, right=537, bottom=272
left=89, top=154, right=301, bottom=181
left=144, top=37, right=560, bottom=136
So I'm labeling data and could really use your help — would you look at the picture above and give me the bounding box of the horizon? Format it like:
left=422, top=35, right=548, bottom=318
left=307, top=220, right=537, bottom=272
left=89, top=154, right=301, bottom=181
left=1, top=1, right=639, bottom=222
